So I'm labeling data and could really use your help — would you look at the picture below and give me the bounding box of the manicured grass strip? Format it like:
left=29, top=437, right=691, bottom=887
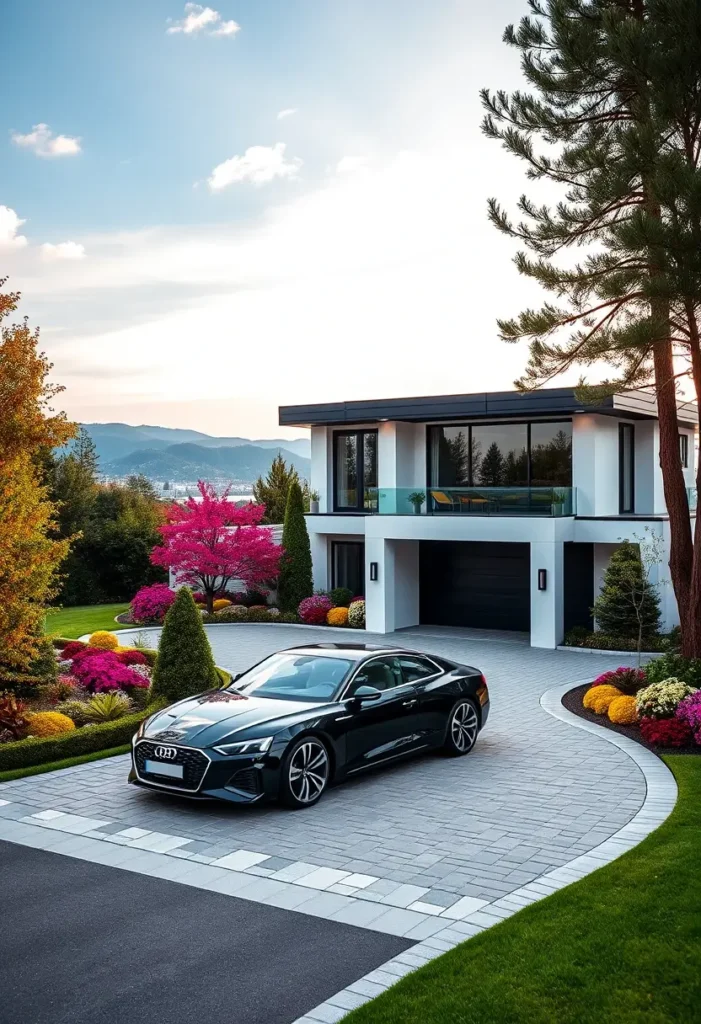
left=0, top=711, right=149, bottom=772
left=44, top=604, right=131, bottom=639
left=345, top=755, right=700, bottom=1024
left=0, top=745, right=130, bottom=783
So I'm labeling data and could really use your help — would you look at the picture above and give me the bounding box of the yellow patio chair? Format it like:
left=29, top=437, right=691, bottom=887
left=430, top=490, right=458, bottom=512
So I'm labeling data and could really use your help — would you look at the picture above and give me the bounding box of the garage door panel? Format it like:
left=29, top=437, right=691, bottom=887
left=419, top=541, right=530, bottom=631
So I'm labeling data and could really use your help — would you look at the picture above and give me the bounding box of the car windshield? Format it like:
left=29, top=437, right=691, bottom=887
left=231, top=653, right=354, bottom=702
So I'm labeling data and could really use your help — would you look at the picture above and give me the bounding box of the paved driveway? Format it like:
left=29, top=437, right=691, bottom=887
left=0, top=625, right=645, bottom=915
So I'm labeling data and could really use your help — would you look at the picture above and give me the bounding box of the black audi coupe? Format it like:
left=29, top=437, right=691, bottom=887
left=129, top=643, right=489, bottom=809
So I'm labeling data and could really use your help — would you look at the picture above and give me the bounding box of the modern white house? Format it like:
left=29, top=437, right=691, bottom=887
left=279, top=387, right=698, bottom=648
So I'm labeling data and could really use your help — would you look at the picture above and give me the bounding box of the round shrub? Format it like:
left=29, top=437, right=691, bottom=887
left=26, top=711, right=76, bottom=737
left=215, top=604, right=249, bottom=622
left=327, top=607, right=350, bottom=627
left=675, top=690, right=701, bottom=745
left=213, top=598, right=233, bottom=611
left=298, top=595, right=333, bottom=625
left=592, top=668, right=646, bottom=695
left=635, top=679, right=697, bottom=720
left=583, top=684, right=621, bottom=713
left=130, top=584, right=177, bottom=624
left=607, top=695, right=639, bottom=725
left=248, top=604, right=268, bottom=613
left=88, top=631, right=120, bottom=651
left=644, top=652, right=701, bottom=688
left=59, top=641, right=87, bottom=660
left=329, top=587, right=353, bottom=608
left=348, top=599, right=366, bottom=629
left=54, top=700, right=91, bottom=726
left=151, top=588, right=219, bottom=703
left=72, top=651, right=149, bottom=694
left=114, top=649, right=149, bottom=667
left=247, top=607, right=276, bottom=623
left=640, top=716, right=693, bottom=748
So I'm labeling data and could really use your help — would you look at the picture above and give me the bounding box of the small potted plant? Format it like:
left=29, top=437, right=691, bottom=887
left=309, top=490, right=320, bottom=514
left=408, top=491, right=426, bottom=515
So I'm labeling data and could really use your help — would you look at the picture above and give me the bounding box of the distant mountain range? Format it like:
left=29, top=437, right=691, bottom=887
left=75, top=422, right=311, bottom=486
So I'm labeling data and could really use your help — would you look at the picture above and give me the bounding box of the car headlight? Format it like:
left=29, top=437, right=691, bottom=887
left=213, top=736, right=274, bottom=756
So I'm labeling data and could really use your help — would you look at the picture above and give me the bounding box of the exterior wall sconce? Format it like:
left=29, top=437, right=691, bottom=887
left=370, top=562, right=378, bottom=582
left=538, top=569, right=547, bottom=591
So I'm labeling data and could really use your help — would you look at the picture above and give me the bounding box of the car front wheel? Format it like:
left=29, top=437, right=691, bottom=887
left=443, top=699, right=479, bottom=757
left=280, top=737, right=330, bottom=809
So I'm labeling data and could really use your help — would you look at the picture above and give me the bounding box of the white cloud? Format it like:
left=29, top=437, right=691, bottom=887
left=277, top=108, right=298, bottom=121
left=336, top=155, right=369, bottom=175
left=41, top=241, right=86, bottom=261
left=167, top=4, right=240, bottom=37
left=207, top=143, right=302, bottom=190
left=11, top=123, right=81, bottom=158
left=0, top=206, right=28, bottom=248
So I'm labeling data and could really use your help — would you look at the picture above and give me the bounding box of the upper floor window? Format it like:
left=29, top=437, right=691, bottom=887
left=619, top=423, right=635, bottom=513
left=428, top=421, right=572, bottom=488
left=334, top=431, right=378, bottom=511
left=680, top=433, right=689, bottom=469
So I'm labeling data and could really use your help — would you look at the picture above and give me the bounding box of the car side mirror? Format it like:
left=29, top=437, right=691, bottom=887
left=350, top=685, right=382, bottom=704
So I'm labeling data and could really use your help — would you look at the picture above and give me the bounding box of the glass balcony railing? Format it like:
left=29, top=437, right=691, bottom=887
left=688, top=487, right=698, bottom=511
left=376, top=487, right=577, bottom=517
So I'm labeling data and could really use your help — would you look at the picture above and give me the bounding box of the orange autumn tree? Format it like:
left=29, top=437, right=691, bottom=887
left=0, top=279, right=76, bottom=680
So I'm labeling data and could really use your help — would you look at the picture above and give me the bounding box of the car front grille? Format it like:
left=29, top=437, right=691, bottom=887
left=226, top=767, right=261, bottom=797
left=134, top=741, right=209, bottom=792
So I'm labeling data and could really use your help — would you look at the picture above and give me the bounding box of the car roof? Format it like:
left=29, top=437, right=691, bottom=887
left=282, top=643, right=411, bottom=662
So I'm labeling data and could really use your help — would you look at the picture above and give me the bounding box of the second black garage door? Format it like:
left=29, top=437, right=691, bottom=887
left=419, top=541, right=530, bottom=631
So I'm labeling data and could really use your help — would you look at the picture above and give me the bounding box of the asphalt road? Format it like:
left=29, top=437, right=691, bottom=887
left=1, top=841, right=409, bottom=1024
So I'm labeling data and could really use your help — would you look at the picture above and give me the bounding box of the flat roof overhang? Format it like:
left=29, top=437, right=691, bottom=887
left=279, top=386, right=698, bottom=428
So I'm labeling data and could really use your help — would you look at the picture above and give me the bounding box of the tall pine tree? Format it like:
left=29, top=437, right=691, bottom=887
left=252, top=453, right=299, bottom=524
left=482, top=0, right=701, bottom=654
left=278, top=480, right=313, bottom=612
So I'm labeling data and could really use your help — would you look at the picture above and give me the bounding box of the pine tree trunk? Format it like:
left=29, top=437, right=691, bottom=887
left=685, top=313, right=701, bottom=657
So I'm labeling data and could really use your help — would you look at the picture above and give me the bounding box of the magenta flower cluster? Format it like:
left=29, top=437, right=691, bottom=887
left=675, top=690, right=701, bottom=745
left=70, top=649, right=149, bottom=694
left=130, top=584, right=177, bottom=624
left=298, top=595, right=333, bottom=625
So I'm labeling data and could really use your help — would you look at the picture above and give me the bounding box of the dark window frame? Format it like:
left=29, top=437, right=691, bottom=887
left=680, top=433, right=689, bottom=469
left=332, top=429, right=378, bottom=512
left=619, top=423, right=635, bottom=513
left=426, top=418, right=572, bottom=490
left=331, top=540, right=365, bottom=595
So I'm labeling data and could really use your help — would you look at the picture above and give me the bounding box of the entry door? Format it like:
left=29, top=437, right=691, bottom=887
left=343, top=657, right=422, bottom=772
left=332, top=541, right=365, bottom=597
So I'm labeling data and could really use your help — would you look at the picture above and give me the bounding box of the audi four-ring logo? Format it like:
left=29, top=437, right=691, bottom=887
left=154, top=746, right=178, bottom=760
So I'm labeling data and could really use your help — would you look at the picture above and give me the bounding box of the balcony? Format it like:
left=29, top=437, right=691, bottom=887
left=376, top=487, right=577, bottom=517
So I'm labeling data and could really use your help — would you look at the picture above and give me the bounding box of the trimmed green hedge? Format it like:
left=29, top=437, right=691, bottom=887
left=0, top=710, right=151, bottom=772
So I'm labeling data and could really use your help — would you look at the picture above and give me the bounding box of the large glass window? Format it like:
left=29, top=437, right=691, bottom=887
left=332, top=541, right=365, bottom=596
left=530, top=422, right=573, bottom=486
left=429, top=421, right=572, bottom=488
left=619, top=424, right=634, bottom=513
left=334, top=431, right=378, bottom=511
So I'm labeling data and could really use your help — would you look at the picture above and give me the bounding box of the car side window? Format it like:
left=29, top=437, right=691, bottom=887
left=350, top=657, right=403, bottom=693
left=398, top=656, right=438, bottom=683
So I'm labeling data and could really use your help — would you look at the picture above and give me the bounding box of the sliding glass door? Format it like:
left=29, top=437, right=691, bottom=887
left=334, top=431, right=378, bottom=511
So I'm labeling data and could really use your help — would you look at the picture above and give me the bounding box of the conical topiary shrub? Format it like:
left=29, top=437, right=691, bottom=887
left=278, top=480, right=313, bottom=612
left=151, top=588, right=219, bottom=703
left=592, top=540, right=661, bottom=640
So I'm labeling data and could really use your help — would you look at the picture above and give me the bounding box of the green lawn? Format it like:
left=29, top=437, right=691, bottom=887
left=44, top=603, right=131, bottom=639
left=346, top=755, right=700, bottom=1024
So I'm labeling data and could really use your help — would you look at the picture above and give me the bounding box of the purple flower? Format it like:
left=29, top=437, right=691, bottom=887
left=676, top=690, right=701, bottom=745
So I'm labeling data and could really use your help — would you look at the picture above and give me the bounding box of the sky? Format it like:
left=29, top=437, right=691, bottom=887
left=1, top=0, right=554, bottom=439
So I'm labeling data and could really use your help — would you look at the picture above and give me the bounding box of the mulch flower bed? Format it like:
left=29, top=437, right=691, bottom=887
left=562, top=683, right=701, bottom=756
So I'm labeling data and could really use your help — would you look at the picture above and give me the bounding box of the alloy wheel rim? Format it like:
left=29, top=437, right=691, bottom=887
left=451, top=702, right=478, bottom=752
left=289, top=740, right=329, bottom=803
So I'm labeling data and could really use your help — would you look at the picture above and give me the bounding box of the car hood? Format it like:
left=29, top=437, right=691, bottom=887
left=143, top=690, right=334, bottom=747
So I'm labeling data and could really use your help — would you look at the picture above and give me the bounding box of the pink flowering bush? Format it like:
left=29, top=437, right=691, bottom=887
left=675, top=690, right=701, bottom=745
left=298, top=595, right=333, bottom=625
left=71, top=651, right=149, bottom=693
left=130, top=584, right=177, bottom=624
left=115, top=649, right=149, bottom=667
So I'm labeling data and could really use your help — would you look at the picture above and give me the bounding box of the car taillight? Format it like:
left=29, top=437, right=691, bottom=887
left=477, top=674, right=489, bottom=705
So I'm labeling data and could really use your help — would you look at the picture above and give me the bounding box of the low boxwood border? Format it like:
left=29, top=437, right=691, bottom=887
left=0, top=744, right=131, bottom=783
left=0, top=710, right=150, bottom=773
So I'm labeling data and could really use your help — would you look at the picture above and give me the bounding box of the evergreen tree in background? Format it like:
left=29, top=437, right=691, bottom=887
left=126, top=473, right=159, bottom=500
left=252, top=453, right=299, bottom=524
left=151, top=588, right=219, bottom=703
left=482, top=0, right=701, bottom=654
left=593, top=541, right=661, bottom=640
left=479, top=442, right=505, bottom=486
left=278, top=479, right=313, bottom=612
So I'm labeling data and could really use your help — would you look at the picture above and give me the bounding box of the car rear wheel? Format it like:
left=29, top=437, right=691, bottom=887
left=280, top=737, right=330, bottom=809
left=443, top=699, right=479, bottom=757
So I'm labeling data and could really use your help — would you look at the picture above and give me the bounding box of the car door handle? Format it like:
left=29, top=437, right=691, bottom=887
left=402, top=699, right=418, bottom=707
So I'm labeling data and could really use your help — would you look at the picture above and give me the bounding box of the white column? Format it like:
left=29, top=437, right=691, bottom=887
left=365, top=537, right=390, bottom=633
left=309, top=532, right=329, bottom=592
left=310, top=426, right=330, bottom=513
left=530, top=541, right=565, bottom=648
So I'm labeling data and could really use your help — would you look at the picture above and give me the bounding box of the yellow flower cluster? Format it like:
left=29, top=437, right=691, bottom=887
left=327, top=606, right=350, bottom=627
left=608, top=695, right=639, bottom=724
left=583, top=684, right=622, bottom=714
left=212, top=599, right=232, bottom=611
left=88, top=630, right=120, bottom=650
left=26, top=711, right=76, bottom=737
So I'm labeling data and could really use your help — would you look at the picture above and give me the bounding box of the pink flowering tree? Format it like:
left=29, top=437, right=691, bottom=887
left=150, top=481, right=282, bottom=614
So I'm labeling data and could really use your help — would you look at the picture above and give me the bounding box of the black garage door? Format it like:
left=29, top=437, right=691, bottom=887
left=419, top=541, right=530, bottom=631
